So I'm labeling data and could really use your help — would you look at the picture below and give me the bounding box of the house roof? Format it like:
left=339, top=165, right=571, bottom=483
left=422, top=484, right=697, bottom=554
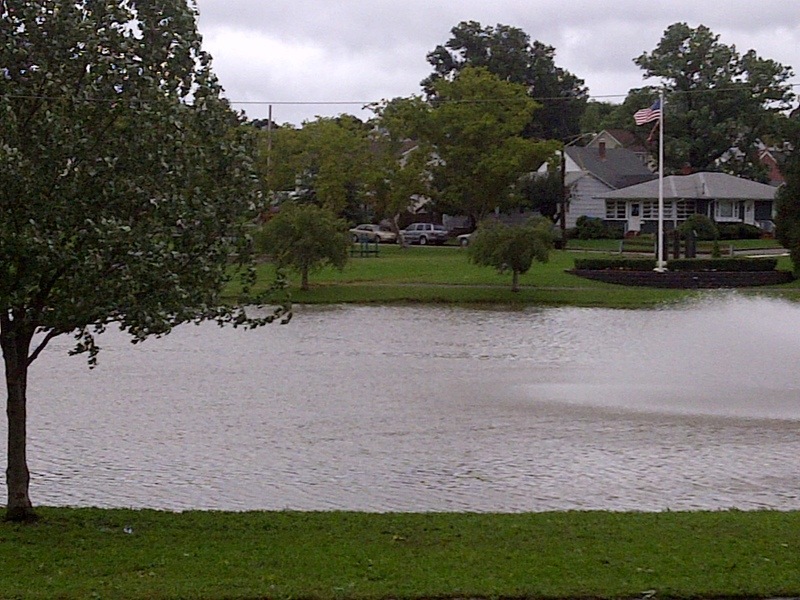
left=598, top=172, right=778, bottom=200
left=565, top=146, right=655, bottom=189
left=586, top=129, right=650, bottom=155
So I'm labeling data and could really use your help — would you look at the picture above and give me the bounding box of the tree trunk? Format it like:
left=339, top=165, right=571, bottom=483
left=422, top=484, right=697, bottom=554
left=1, top=318, right=36, bottom=522
left=300, top=267, right=309, bottom=291
left=511, top=270, right=520, bottom=293
left=392, top=215, right=409, bottom=249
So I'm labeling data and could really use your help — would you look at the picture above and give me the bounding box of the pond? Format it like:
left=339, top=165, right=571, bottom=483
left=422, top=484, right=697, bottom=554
left=3, top=293, right=800, bottom=512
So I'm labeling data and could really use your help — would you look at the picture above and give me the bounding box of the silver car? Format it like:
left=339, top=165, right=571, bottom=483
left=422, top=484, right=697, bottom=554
left=349, top=224, right=398, bottom=244
left=402, top=222, right=449, bottom=245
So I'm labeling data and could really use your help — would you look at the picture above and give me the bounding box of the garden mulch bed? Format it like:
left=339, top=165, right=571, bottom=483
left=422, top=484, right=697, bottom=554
left=570, top=269, right=795, bottom=289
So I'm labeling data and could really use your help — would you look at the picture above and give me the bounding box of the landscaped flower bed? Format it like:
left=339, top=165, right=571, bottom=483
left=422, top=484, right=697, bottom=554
left=570, top=257, right=794, bottom=288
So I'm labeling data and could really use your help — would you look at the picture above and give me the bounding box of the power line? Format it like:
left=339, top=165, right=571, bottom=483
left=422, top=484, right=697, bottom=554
left=227, top=83, right=800, bottom=107
left=3, top=81, right=799, bottom=108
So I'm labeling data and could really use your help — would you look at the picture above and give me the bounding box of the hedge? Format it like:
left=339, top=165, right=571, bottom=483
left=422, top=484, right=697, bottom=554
left=573, top=258, right=657, bottom=271
left=573, top=257, right=777, bottom=272
left=667, top=258, right=778, bottom=272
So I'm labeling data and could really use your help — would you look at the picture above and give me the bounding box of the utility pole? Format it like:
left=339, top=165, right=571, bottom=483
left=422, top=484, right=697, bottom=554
left=266, top=104, right=273, bottom=194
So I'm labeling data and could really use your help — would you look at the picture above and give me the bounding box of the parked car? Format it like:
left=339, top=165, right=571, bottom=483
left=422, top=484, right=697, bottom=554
left=402, top=222, right=449, bottom=245
left=457, top=233, right=472, bottom=247
left=349, top=224, right=397, bottom=244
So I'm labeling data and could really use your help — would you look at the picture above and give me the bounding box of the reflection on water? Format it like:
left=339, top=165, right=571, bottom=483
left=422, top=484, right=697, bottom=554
left=2, top=294, right=800, bottom=512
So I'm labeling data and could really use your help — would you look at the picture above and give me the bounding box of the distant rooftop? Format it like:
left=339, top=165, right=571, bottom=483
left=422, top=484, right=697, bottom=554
left=565, top=146, right=656, bottom=190
left=598, top=172, right=778, bottom=200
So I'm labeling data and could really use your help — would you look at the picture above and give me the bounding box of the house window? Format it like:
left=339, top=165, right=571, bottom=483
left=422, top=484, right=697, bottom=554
left=676, top=200, right=695, bottom=219
left=716, top=200, right=735, bottom=219
left=641, top=201, right=659, bottom=219
left=605, top=200, right=626, bottom=219
left=640, top=200, right=678, bottom=220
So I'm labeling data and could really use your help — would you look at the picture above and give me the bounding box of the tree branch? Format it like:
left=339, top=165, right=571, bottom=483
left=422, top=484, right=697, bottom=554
left=26, top=329, right=59, bottom=367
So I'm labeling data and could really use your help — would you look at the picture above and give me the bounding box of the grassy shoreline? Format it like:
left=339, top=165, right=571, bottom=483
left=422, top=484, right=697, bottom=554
left=229, top=244, right=800, bottom=308
left=3, top=507, right=800, bottom=599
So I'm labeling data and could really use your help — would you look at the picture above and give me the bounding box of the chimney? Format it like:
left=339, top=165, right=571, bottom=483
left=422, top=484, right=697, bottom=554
left=598, top=139, right=606, bottom=160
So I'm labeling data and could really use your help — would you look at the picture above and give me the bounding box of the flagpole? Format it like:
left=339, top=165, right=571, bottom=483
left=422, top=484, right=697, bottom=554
left=656, top=88, right=666, bottom=272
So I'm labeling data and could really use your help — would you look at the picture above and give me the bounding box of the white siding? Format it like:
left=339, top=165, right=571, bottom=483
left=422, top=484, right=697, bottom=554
left=536, top=153, right=581, bottom=174
left=565, top=175, right=613, bottom=229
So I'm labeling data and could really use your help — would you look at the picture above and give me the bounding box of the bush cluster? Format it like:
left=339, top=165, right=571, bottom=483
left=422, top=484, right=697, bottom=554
left=677, top=214, right=719, bottom=240
left=569, top=216, right=623, bottom=240
left=717, top=223, right=763, bottom=240
left=573, top=258, right=657, bottom=271
left=667, top=258, right=778, bottom=272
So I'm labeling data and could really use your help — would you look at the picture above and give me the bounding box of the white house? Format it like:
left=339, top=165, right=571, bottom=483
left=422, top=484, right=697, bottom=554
left=536, top=143, right=656, bottom=229
left=597, top=171, right=778, bottom=235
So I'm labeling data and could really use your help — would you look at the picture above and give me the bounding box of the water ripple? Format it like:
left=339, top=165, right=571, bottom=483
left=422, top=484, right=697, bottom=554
left=4, top=296, right=800, bottom=512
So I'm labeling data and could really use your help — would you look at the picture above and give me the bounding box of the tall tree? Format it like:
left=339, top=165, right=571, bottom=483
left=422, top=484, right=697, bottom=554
left=519, top=167, right=563, bottom=222
left=635, top=22, right=794, bottom=175
left=257, top=116, right=378, bottom=223
left=422, top=21, right=588, bottom=141
left=368, top=97, right=437, bottom=236
left=0, top=0, right=287, bottom=521
left=579, top=90, right=661, bottom=138
left=579, top=100, right=618, bottom=136
left=399, top=68, right=558, bottom=226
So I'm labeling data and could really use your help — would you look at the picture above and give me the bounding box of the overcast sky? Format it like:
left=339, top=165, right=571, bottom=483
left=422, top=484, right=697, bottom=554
left=193, top=1, right=800, bottom=126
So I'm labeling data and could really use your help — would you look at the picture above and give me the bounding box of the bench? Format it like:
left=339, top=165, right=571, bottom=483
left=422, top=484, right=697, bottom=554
left=350, top=235, right=379, bottom=257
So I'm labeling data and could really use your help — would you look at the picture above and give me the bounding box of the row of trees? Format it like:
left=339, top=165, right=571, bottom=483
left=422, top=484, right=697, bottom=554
left=261, top=21, right=798, bottom=232
left=259, top=20, right=590, bottom=230
left=260, top=68, right=557, bottom=233
left=584, top=23, right=795, bottom=178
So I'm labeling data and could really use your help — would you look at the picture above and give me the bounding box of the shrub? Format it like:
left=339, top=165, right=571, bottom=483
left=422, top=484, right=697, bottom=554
left=605, top=222, right=626, bottom=239
left=717, top=223, right=763, bottom=240
left=574, top=216, right=619, bottom=239
left=678, top=214, right=718, bottom=240
left=468, top=218, right=553, bottom=292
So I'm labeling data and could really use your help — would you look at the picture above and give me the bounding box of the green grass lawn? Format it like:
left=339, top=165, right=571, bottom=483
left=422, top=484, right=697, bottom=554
left=3, top=508, right=799, bottom=600
left=229, top=244, right=800, bottom=309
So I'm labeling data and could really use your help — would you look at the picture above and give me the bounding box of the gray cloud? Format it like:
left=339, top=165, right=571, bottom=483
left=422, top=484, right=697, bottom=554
left=194, top=0, right=800, bottom=125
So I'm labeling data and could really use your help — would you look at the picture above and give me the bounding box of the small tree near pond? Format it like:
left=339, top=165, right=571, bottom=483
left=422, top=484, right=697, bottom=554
left=468, top=219, right=554, bottom=292
left=1, top=1, right=288, bottom=522
left=257, top=204, right=350, bottom=290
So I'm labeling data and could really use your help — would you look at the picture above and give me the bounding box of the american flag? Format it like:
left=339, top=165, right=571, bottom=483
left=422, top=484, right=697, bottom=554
left=634, top=100, right=661, bottom=125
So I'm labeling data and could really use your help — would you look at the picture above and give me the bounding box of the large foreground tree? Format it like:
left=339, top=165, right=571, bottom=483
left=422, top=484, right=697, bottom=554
left=1, top=1, right=286, bottom=521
